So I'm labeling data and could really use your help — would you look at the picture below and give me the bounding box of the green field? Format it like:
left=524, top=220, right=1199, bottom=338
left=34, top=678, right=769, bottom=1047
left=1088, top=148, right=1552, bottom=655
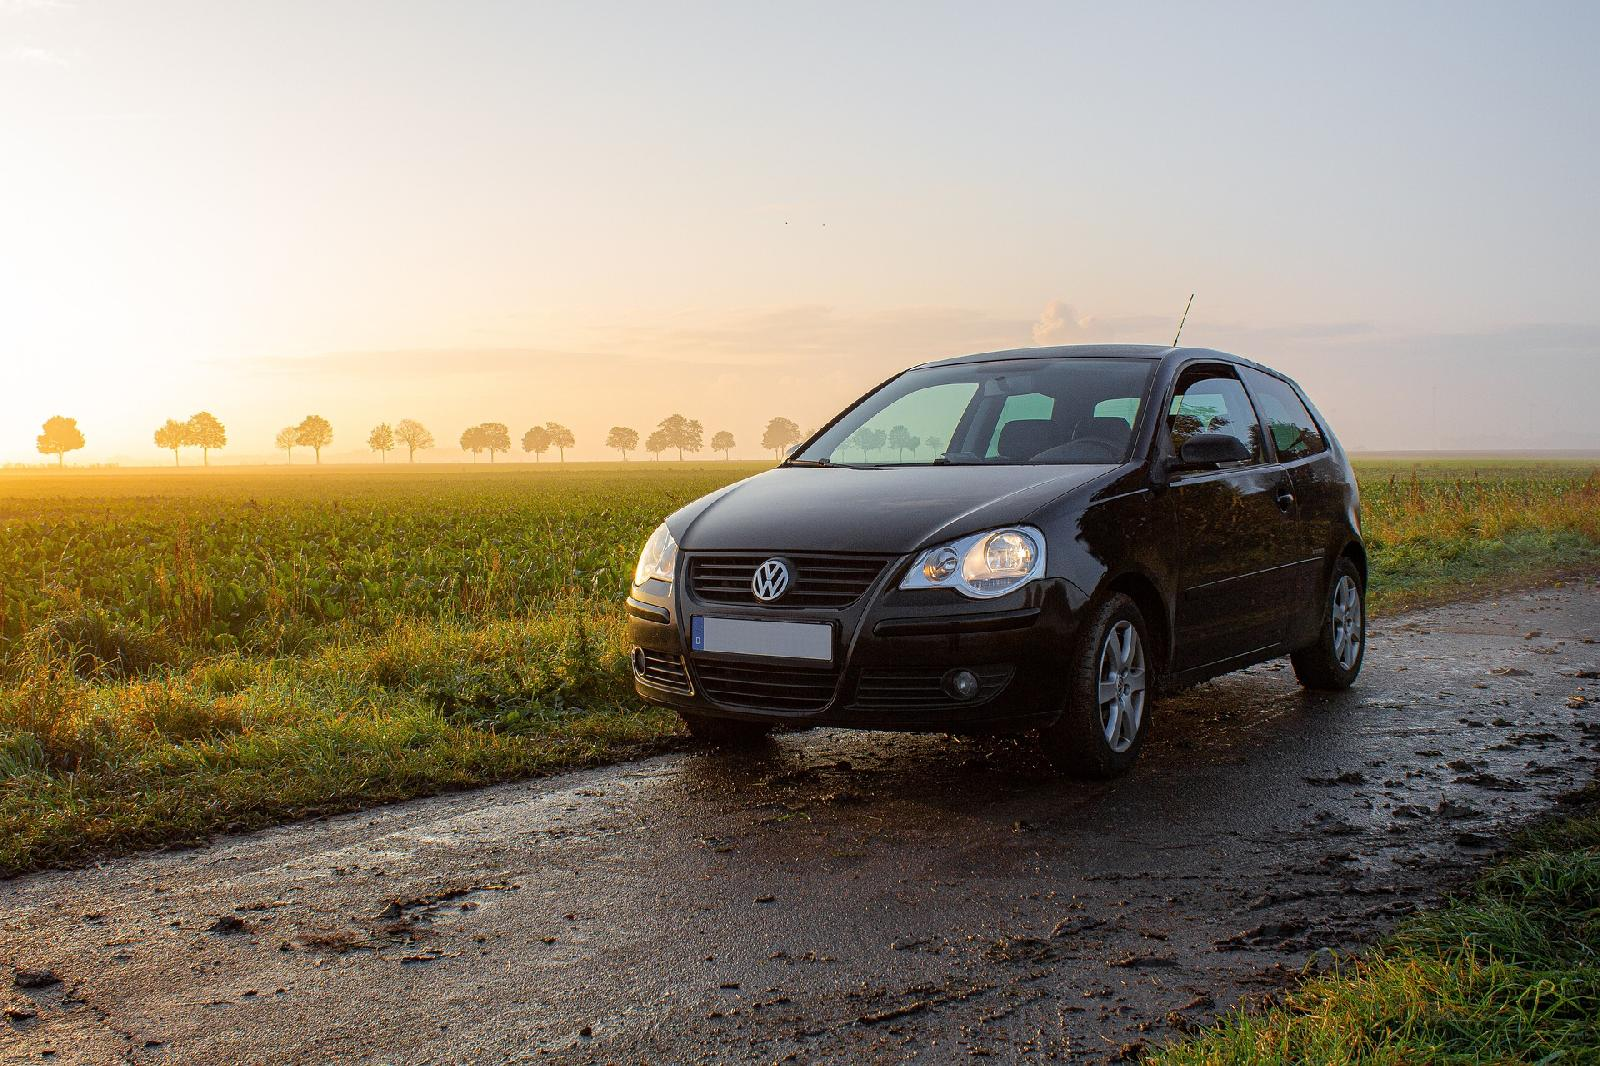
left=1, top=458, right=1597, bottom=876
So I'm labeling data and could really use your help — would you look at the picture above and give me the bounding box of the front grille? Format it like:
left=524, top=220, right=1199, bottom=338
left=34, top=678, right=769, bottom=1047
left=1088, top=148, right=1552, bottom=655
left=687, top=553, right=892, bottom=608
left=691, top=658, right=840, bottom=712
left=634, top=649, right=692, bottom=695
left=851, top=667, right=1013, bottom=712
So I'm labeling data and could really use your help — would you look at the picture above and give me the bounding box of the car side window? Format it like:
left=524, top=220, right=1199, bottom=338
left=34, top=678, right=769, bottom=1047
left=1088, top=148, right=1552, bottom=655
left=1167, top=365, right=1264, bottom=465
left=1240, top=368, right=1327, bottom=460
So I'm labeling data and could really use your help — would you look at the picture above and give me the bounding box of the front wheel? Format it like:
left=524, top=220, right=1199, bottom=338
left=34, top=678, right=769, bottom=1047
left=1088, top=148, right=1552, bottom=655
left=679, top=712, right=773, bottom=748
left=1038, top=593, right=1153, bottom=779
left=1290, top=559, right=1365, bottom=690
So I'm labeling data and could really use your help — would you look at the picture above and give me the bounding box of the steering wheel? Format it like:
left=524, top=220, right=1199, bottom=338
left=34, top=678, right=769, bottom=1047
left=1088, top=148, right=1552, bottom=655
left=1064, top=437, right=1121, bottom=461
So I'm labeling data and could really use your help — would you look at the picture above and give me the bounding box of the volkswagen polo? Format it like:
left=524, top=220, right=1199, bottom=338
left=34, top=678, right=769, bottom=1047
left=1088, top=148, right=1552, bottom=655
left=626, top=344, right=1364, bottom=778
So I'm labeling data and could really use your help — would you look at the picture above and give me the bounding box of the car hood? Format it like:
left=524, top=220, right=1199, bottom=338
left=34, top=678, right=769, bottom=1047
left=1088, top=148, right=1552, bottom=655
left=674, top=465, right=1114, bottom=553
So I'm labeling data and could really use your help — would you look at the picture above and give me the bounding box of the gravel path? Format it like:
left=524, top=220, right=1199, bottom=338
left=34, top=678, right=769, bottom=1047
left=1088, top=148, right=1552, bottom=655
left=3, top=581, right=1597, bottom=1064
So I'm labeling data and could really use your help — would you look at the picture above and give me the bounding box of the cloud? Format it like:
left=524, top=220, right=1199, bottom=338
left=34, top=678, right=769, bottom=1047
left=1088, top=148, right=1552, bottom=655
left=1031, top=300, right=1094, bottom=344
left=7, top=44, right=70, bottom=66
left=592, top=304, right=1033, bottom=367
left=244, top=302, right=1201, bottom=391
left=238, top=347, right=641, bottom=378
left=1028, top=300, right=1177, bottom=346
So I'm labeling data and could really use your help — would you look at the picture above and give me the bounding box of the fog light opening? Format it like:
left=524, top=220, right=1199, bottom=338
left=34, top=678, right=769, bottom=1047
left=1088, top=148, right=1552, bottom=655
left=630, top=647, right=647, bottom=676
left=942, top=668, right=980, bottom=701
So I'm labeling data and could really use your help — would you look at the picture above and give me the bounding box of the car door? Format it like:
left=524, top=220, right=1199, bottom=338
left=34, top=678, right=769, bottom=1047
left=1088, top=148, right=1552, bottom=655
left=1163, top=362, right=1305, bottom=672
left=1238, top=366, right=1339, bottom=643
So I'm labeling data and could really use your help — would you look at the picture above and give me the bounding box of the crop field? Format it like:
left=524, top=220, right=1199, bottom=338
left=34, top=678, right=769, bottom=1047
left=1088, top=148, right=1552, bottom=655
left=1, top=458, right=1597, bottom=876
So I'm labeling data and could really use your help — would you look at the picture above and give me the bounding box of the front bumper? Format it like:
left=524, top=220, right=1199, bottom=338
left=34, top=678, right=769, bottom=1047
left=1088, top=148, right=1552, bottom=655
left=625, top=561, right=1088, bottom=733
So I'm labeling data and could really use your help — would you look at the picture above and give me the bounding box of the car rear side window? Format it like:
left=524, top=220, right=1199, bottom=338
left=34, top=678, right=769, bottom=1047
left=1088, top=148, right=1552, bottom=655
left=1092, top=397, right=1140, bottom=426
left=1167, top=365, right=1264, bottom=464
left=1241, top=368, right=1327, bottom=460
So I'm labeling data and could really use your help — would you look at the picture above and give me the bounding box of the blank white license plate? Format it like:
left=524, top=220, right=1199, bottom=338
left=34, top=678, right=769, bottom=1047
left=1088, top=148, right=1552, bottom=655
left=691, top=616, right=833, bottom=662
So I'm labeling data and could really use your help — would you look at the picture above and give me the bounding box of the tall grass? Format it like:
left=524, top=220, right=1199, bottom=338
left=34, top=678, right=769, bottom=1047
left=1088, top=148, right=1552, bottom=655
left=1360, top=467, right=1600, bottom=609
left=0, top=609, right=676, bottom=873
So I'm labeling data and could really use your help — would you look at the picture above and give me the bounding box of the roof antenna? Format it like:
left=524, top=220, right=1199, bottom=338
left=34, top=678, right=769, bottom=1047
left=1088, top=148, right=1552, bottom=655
left=1171, top=293, right=1195, bottom=347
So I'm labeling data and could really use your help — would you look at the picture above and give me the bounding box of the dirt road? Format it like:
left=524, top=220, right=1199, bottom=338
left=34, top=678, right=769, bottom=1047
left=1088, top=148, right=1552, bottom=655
left=4, top=583, right=1598, bottom=1064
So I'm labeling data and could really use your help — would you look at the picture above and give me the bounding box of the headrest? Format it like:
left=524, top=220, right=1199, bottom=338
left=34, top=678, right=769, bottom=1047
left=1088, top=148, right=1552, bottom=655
left=996, top=419, right=1061, bottom=460
left=1073, top=416, right=1134, bottom=448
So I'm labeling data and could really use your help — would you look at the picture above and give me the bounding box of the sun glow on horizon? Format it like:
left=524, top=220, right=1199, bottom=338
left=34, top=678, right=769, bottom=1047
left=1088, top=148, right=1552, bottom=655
left=3, top=2, right=1598, bottom=463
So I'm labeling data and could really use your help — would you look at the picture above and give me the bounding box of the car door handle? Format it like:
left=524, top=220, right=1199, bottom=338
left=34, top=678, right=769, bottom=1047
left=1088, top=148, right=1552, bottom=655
left=1275, top=486, right=1295, bottom=511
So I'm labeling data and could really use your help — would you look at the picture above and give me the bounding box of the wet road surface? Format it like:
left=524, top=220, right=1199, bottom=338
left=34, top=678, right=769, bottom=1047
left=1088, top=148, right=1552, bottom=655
left=3, top=582, right=1598, bottom=1064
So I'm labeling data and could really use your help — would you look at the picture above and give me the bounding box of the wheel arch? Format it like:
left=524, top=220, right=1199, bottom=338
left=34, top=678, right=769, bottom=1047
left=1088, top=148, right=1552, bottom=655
left=1102, top=569, right=1171, bottom=681
left=1337, top=539, right=1368, bottom=586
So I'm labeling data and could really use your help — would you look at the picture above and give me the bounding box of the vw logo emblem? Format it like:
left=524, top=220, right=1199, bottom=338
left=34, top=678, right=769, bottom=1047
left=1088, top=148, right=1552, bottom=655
left=751, top=558, right=792, bottom=602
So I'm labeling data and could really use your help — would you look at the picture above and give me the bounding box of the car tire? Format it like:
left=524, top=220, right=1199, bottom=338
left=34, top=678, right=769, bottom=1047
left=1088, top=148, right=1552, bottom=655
left=679, top=712, right=773, bottom=747
left=1291, top=558, right=1366, bottom=690
left=1038, top=593, right=1153, bottom=780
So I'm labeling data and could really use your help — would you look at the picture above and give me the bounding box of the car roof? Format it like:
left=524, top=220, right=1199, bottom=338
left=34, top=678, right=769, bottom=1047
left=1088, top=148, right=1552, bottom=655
left=917, top=343, right=1285, bottom=379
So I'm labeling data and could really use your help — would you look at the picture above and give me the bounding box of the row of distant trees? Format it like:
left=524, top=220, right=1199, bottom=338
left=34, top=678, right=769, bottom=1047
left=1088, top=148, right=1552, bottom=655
left=153, top=412, right=227, bottom=465
left=846, top=424, right=929, bottom=461
left=27, top=414, right=811, bottom=465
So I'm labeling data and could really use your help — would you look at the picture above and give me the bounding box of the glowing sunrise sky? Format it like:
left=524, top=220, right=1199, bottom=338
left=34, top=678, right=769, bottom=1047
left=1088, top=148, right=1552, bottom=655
left=2, top=1, right=1597, bottom=463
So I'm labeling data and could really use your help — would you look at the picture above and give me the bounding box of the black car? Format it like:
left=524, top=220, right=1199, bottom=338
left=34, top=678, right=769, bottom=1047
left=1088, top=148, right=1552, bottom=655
left=626, top=344, right=1364, bottom=778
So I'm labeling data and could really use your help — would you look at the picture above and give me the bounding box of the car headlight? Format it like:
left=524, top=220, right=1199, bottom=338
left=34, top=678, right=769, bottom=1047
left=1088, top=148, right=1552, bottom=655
left=900, top=526, right=1045, bottom=599
left=633, top=523, right=679, bottom=586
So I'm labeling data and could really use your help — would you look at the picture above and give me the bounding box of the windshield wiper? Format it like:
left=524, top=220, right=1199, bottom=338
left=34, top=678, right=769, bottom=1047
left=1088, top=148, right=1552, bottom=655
left=784, top=457, right=832, bottom=467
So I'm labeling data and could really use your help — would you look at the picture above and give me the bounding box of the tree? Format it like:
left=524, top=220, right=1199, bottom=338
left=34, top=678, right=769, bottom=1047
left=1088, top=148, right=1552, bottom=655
left=761, top=416, right=803, bottom=459
left=887, top=424, right=922, bottom=461
left=544, top=422, right=575, bottom=462
left=460, top=425, right=486, bottom=460
left=394, top=419, right=433, bottom=462
left=275, top=426, right=298, bottom=463
left=710, top=430, right=735, bottom=459
left=655, top=413, right=704, bottom=461
left=154, top=418, right=186, bottom=466
left=368, top=422, right=395, bottom=462
left=521, top=425, right=552, bottom=462
left=36, top=416, right=84, bottom=466
left=480, top=422, right=511, bottom=462
left=182, top=411, right=226, bottom=466
left=645, top=428, right=669, bottom=460
left=296, top=415, right=333, bottom=464
left=605, top=426, right=639, bottom=460
left=848, top=426, right=887, bottom=459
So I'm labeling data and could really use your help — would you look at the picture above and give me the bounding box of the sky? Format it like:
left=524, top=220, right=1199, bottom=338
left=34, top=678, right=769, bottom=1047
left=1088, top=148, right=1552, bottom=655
left=2, top=0, right=1598, bottom=464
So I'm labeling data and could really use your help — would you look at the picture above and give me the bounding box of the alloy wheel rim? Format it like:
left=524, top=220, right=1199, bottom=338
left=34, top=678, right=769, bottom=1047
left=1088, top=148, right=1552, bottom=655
left=1331, top=574, right=1363, bottom=671
left=1097, top=620, right=1146, bottom=753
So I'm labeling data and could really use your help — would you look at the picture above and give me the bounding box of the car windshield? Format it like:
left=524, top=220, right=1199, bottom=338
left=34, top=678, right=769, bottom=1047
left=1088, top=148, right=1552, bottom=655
left=791, top=357, right=1157, bottom=466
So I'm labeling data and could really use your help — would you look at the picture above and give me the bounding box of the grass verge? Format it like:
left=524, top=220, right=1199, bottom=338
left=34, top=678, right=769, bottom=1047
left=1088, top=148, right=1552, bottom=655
left=1150, top=787, right=1600, bottom=1064
left=0, top=612, right=680, bottom=876
left=1367, top=530, right=1600, bottom=613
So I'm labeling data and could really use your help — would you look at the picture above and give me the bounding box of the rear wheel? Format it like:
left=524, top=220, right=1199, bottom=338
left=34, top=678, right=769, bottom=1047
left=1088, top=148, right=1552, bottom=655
left=1038, top=593, right=1153, bottom=779
left=679, top=711, right=774, bottom=747
left=1291, top=558, right=1365, bottom=690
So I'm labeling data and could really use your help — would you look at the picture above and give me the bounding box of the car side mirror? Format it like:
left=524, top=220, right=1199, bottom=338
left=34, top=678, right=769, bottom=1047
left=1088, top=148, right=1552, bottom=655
left=1176, top=433, right=1251, bottom=468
